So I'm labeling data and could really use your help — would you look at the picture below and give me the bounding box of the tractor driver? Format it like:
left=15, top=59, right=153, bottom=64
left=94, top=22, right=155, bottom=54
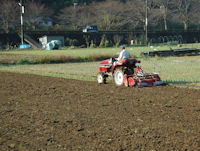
left=112, top=45, right=130, bottom=66
left=117, top=45, right=130, bottom=62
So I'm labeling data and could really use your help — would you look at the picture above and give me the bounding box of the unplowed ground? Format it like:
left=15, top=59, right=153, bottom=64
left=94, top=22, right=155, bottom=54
left=0, top=71, right=199, bottom=151
left=0, top=54, right=40, bottom=64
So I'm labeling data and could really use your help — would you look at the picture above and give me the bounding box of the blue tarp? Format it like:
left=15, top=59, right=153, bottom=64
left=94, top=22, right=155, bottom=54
left=46, top=40, right=62, bottom=50
left=19, top=44, right=32, bottom=49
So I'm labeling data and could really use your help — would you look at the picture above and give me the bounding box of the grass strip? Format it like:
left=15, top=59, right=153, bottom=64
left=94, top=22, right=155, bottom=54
left=0, top=68, right=96, bottom=81
left=0, top=54, right=114, bottom=65
left=1, top=68, right=200, bottom=88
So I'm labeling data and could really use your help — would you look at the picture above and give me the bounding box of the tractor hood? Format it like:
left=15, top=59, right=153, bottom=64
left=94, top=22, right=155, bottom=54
left=100, top=59, right=112, bottom=65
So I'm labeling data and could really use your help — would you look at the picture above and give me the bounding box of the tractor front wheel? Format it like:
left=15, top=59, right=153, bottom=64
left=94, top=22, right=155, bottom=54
left=114, top=68, right=124, bottom=86
left=97, top=72, right=106, bottom=84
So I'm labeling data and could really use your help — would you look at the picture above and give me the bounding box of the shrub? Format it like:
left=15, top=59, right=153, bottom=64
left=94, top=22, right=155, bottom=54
left=70, top=39, right=79, bottom=46
left=99, top=34, right=106, bottom=48
left=36, top=57, right=51, bottom=64
left=17, top=58, right=33, bottom=65
left=65, top=37, right=71, bottom=46
left=65, top=38, right=79, bottom=46
left=90, top=43, right=96, bottom=48
left=135, top=34, right=146, bottom=45
left=83, top=35, right=90, bottom=48
left=105, top=40, right=113, bottom=48
left=115, top=42, right=120, bottom=48
left=70, top=46, right=75, bottom=49
left=80, top=44, right=86, bottom=48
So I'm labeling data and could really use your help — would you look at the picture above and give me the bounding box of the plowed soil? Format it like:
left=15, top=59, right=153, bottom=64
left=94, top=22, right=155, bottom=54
left=0, top=71, right=199, bottom=151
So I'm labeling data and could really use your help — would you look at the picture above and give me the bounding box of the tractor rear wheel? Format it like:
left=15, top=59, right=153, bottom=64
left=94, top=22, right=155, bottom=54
left=113, top=68, right=124, bottom=86
left=97, top=72, right=106, bottom=84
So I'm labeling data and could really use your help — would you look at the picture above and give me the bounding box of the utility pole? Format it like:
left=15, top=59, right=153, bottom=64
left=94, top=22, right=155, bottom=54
left=19, top=0, right=24, bottom=44
left=145, top=0, right=148, bottom=45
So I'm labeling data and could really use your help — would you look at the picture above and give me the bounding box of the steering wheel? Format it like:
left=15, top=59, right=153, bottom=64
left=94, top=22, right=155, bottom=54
left=111, top=56, right=116, bottom=63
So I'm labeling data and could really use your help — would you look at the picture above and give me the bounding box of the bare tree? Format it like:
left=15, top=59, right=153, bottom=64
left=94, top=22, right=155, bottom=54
left=93, top=0, right=127, bottom=30
left=191, top=1, right=200, bottom=25
left=0, top=0, right=19, bottom=33
left=153, top=0, right=177, bottom=31
left=174, top=0, right=200, bottom=30
left=57, top=5, right=95, bottom=30
left=55, top=0, right=200, bottom=31
left=57, top=6, right=77, bottom=30
left=123, top=0, right=159, bottom=31
left=123, top=0, right=145, bottom=30
left=24, top=0, right=53, bottom=30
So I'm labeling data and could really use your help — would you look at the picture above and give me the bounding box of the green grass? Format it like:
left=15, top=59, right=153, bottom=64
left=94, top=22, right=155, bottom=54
left=0, top=48, right=117, bottom=57
left=1, top=55, right=200, bottom=85
left=140, top=56, right=200, bottom=85
left=0, top=65, right=96, bottom=81
left=1, top=43, right=199, bottom=58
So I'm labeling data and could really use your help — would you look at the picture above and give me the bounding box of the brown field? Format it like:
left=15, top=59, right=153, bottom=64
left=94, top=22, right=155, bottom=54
left=0, top=71, right=200, bottom=151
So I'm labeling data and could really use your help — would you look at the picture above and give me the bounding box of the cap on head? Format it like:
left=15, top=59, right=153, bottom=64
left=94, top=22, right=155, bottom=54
left=120, top=45, right=125, bottom=49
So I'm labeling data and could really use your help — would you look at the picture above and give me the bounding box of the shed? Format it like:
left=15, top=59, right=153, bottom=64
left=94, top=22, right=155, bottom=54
left=39, top=35, right=64, bottom=48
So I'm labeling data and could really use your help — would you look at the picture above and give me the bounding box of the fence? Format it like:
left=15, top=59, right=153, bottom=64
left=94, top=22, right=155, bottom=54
left=1, top=30, right=200, bottom=48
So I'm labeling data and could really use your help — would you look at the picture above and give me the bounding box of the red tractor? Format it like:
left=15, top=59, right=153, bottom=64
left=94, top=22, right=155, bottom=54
left=97, top=58, right=163, bottom=87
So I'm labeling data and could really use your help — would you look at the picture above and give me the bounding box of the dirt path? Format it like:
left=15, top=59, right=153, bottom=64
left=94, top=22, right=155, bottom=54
left=0, top=71, right=199, bottom=151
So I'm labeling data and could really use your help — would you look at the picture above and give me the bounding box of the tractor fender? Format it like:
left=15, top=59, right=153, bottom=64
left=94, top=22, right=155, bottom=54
left=112, top=65, right=123, bottom=74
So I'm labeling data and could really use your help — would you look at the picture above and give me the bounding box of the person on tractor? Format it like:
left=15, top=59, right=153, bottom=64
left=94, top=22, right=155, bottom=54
left=111, top=45, right=130, bottom=66
left=117, top=45, right=130, bottom=61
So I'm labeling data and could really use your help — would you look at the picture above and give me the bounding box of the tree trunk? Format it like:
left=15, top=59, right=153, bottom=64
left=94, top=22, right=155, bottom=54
left=184, top=20, right=188, bottom=30
left=164, top=15, right=168, bottom=31
left=5, top=21, right=9, bottom=33
left=143, top=19, right=146, bottom=31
